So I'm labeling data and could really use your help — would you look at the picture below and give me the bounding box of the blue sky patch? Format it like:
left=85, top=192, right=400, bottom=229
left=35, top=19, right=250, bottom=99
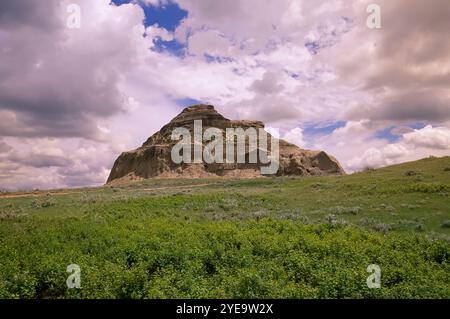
left=111, top=0, right=132, bottom=5
left=111, top=0, right=187, bottom=31
left=408, top=122, right=427, bottom=130
left=142, top=2, right=187, bottom=55
left=303, top=121, right=347, bottom=136
left=153, top=38, right=186, bottom=56
left=140, top=2, right=187, bottom=31
left=375, top=126, right=401, bottom=142
left=375, top=122, right=427, bottom=142
left=304, top=16, right=353, bottom=55
left=305, top=41, right=321, bottom=55
left=111, top=0, right=188, bottom=56
left=175, top=98, right=203, bottom=107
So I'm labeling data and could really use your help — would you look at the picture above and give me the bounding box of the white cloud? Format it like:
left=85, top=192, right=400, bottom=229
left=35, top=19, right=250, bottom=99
left=283, top=128, right=307, bottom=149
left=403, top=125, right=450, bottom=150
left=140, top=0, right=169, bottom=6
left=0, top=0, right=182, bottom=190
left=146, top=24, right=174, bottom=44
left=1, top=0, right=450, bottom=189
left=188, top=29, right=232, bottom=57
left=347, top=144, right=411, bottom=171
left=346, top=126, right=450, bottom=171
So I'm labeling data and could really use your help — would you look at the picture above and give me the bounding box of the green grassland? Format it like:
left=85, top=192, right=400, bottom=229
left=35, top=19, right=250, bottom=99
left=0, top=157, right=449, bottom=298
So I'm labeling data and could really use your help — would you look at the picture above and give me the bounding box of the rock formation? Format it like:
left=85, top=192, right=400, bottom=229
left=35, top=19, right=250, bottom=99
left=106, top=104, right=345, bottom=184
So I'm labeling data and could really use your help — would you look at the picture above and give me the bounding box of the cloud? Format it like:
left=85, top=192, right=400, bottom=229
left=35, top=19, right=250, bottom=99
left=327, top=0, right=450, bottom=125
left=309, top=120, right=386, bottom=171
left=8, top=153, right=72, bottom=168
left=140, top=0, right=169, bottom=6
left=348, top=90, right=450, bottom=123
left=403, top=125, right=450, bottom=150
left=283, top=128, right=307, bottom=149
left=0, top=0, right=61, bottom=31
left=347, top=144, right=411, bottom=171
left=1, top=0, right=450, bottom=190
left=0, top=0, right=150, bottom=140
left=0, top=0, right=182, bottom=189
left=346, top=125, right=450, bottom=171
left=146, top=24, right=174, bottom=43
left=0, top=137, right=122, bottom=190
left=187, top=29, right=232, bottom=57
left=390, top=126, right=414, bottom=136
left=0, top=139, right=12, bottom=154
left=249, top=72, right=284, bottom=96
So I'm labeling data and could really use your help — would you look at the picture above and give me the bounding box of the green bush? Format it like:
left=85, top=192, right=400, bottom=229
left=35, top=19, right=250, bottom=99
left=0, top=219, right=448, bottom=299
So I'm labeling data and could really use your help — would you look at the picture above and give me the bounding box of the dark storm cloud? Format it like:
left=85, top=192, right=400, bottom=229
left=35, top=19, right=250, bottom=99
left=337, top=0, right=450, bottom=125
left=0, top=0, right=61, bottom=30
left=0, top=0, right=134, bottom=140
left=359, top=0, right=450, bottom=91
left=378, top=93, right=450, bottom=122
left=0, top=110, right=100, bottom=139
left=375, top=0, right=450, bottom=66
left=8, top=153, right=73, bottom=168
left=0, top=0, right=149, bottom=190
left=348, top=90, right=450, bottom=123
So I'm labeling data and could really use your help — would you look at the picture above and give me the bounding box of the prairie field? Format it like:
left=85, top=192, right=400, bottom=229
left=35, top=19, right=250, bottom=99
left=0, top=157, right=449, bottom=298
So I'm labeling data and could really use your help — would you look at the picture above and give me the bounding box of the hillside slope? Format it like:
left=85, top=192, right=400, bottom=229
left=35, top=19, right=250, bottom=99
left=0, top=156, right=449, bottom=298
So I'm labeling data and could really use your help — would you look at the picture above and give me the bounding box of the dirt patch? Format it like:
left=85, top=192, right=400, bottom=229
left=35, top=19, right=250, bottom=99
left=0, top=192, right=72, bottom=199
left=138, top=183, right=211, bottom=191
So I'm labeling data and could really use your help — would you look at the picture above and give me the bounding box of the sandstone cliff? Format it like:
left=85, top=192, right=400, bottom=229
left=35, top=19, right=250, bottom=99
left=106, top=105, right=345, bottom=184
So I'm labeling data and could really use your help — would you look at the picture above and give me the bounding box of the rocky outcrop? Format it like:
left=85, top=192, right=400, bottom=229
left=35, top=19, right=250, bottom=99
left=106, top=104, right=345, bottom=184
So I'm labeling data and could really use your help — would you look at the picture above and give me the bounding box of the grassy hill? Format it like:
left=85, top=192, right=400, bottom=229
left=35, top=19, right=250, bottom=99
left=0, top=157, right=449, bottom=298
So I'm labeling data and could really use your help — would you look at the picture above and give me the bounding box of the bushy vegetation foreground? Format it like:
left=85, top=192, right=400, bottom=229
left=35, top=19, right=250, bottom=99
left=0, top=157, right=449, bottom=298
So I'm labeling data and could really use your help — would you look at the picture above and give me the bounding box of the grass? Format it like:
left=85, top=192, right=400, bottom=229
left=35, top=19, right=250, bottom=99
left=0, top=156, right=449, bottom=298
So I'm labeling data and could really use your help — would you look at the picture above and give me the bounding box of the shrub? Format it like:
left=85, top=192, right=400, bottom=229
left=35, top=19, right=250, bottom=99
left=31, top=198, right=56, bottom=209
left=405, top=170, right=421, bottom=176
left=408, top=183, right=448, bottom=193
left=373, top=223, right=392, bottom=233
left=329, top=206, right=362, bottom=215
left=0, top=218, right=449, bottom=298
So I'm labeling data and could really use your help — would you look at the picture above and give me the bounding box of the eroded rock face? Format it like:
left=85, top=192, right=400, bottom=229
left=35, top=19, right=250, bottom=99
left=106, top=104, right=345, bottom=184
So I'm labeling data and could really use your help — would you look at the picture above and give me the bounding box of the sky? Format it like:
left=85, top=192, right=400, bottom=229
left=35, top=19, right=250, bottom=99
left=0, top=0, right=450, bottom=190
